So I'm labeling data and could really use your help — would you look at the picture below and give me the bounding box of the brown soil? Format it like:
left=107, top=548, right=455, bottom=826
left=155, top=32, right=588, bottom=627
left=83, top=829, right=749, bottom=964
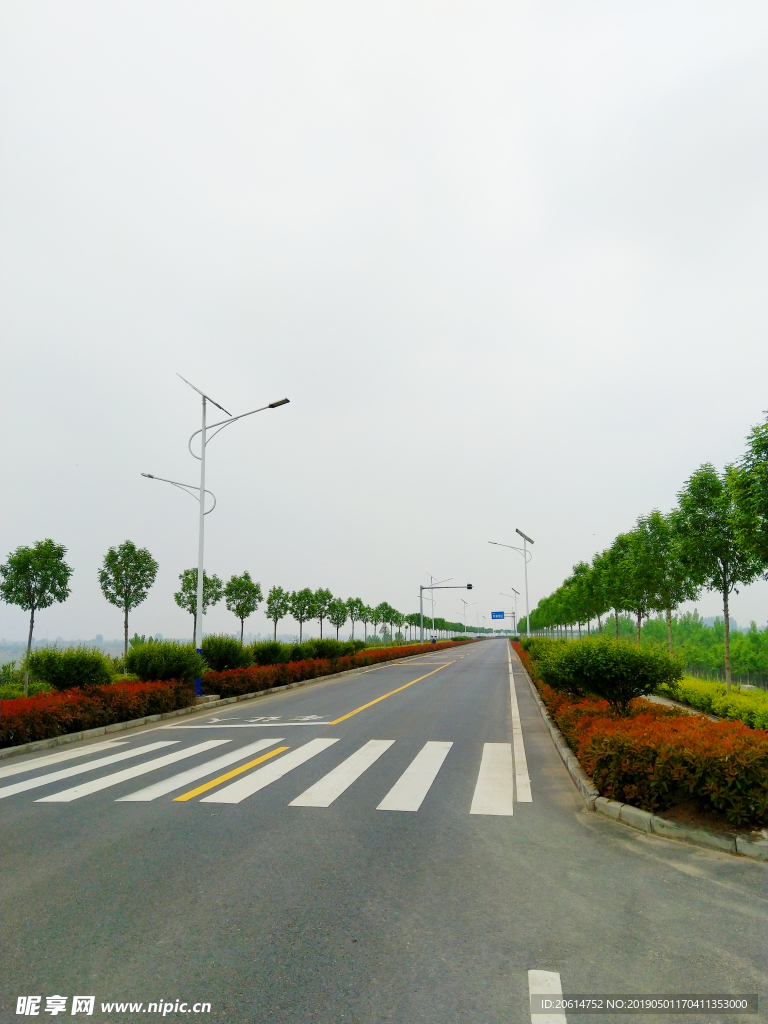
left=657, top=801, right=743, bottom=835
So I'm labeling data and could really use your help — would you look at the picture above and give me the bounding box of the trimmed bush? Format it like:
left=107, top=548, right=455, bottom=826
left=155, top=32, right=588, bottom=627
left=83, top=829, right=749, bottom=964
left=202, top=635, right=250, bottom=672
left=530, top=635, right=682, bottom=714
left=251, top=640, right=290, bottom=666
left=0, top=680, right=195, bottom=747
left=27, top=646, right=112, bottom=692
left=125, top=640, right=204, bottom=683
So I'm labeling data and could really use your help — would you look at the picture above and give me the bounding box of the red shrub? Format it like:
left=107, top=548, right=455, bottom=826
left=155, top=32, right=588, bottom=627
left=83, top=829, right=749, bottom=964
left=0, top=680, right=195, bottom=747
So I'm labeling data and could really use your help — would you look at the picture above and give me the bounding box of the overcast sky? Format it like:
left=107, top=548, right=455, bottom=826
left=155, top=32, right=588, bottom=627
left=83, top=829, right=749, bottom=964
left=1, top=1, right=767, bottom=644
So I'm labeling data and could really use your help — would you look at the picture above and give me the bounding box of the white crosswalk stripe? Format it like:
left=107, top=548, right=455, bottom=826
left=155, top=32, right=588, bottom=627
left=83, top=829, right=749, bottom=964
left=470, top=743, right=514, bottom=815
left=36, top=740, right=230, bottom=802
left=5, top=736, right=530, bottom=815
left=0, top=741, right=129, bottom=780
left=290, top=739, right=394, bottom=807
left=117, top=739, right=284, bottom=801
left=0, top=741, right=179, bottom=800
left=201, top=738, right=340, bottom=804
left=377, top=741, right=452, bottom=812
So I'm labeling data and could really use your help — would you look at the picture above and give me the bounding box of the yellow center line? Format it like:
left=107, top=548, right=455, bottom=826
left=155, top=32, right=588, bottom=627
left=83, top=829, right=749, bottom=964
left=327, top=663, right=453, bottom=725
left=173, top=746, right=290, bottom=801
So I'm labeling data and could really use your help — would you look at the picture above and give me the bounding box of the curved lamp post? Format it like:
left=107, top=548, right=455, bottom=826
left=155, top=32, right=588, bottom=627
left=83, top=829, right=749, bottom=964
left=143, top=375, right=289, bottom=686
left=489, top=528, right=534, bottom=636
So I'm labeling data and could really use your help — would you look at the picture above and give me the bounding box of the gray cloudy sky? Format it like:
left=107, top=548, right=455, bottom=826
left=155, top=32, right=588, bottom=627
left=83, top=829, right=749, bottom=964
left=1, top=1, right=767, bottom=643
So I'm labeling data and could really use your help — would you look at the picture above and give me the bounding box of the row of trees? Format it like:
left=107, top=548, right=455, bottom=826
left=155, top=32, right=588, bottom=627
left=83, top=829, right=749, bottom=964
left=519, top=421, right=767, bottom=689
left=0, top=540, right=465, bottom=670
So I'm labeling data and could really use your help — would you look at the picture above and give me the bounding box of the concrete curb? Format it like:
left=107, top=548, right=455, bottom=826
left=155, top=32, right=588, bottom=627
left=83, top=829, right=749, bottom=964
left=512, top=647, right=768, bottom=864
left=0, top=646, right=460, bottom=761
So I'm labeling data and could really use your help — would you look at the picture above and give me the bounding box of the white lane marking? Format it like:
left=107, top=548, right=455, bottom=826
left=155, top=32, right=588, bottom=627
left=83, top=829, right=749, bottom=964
left=508, top=649, right=532, bottom=802
left=0, top=741, right=128, bottom=779
left=528, top=969, right=567, bottom=1023
left=470, top=743, right=513, bottom=815
left=290, top=740, right=394, bottom=807
left=165, top=723, right=323, bottom=728
left=377, top=741, right=452, bottom=812
left=116, top=739, right=283, bottom=801
left=202, top=738, right=339, bottom=804
left=36, top=741, right=230, bottom=802
left=0, top=742, right=178, bottom=800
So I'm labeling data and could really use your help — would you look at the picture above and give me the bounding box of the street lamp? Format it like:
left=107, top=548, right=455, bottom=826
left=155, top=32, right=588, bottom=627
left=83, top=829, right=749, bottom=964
left=419, top=577, right=473, bottom=644
left=489, top=528, right=534, bottom=636
left=143, top=375, right=289, bottom=688
left=461, top=597, right=475, bottom=636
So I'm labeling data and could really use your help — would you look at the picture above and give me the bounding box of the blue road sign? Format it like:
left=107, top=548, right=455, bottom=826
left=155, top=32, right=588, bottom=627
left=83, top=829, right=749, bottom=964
left=491, top=611, right=505, bottom=620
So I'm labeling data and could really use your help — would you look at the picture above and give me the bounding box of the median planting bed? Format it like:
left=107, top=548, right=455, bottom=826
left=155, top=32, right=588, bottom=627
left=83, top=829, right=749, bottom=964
left=202, top=641, right=468, bottom=698
left=0, top=640, right=471, bottom=749
left=514, top=641, right=768, bottom=829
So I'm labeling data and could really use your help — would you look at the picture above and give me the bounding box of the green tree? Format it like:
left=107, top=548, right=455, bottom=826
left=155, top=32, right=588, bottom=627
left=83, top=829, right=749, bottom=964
left=0, top=539, right=73, bottom=695
left=98, top=540, right=159, bottom=659
left=360, top=604, right=373, bottom=642
left=635, top=511, right=700, bottom=653
left=346, top=597, right=365, bottom=640
left=224, top=572, right=263, bottom=642
left=375, top=602, right=392, bottom=645
left=327, top=597, right=348, bottom=639
left=369, top=603, right=383, bottom=644
left=266, top=585, right=290, bottom=640
left=673, top=464, right=764, bottom=689
left=313, top=588, right=333, bottom=638
left=731, top=420, right=768, bottom=570
left=174, top=568, right=223, bottom=644
left=289, top=588, right=316, bottom=643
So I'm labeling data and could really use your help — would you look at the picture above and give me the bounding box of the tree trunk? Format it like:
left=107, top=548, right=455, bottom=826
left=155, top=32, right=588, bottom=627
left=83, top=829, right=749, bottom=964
left=24, top=605, right=35, bottom=696
left=636, top=611, right=642, bottom=645
left=273, top=619, right=277, bottom=641
left=597, top=613, right=602, bottom=633
left=578, top=621, right=582, bottom=639
left=667, top=606, right=673, bottom=654
left=319, top=617, right=323, bottom=639
left=336, top=625, right=340, bottom=640
left=124, top=605, right=129, bottom=661
left=587, top=618, right=591, bottom=635
left=192, top=612, right=197, bottom=647
left=723, top=587, right=732, bottom=691
left=240, top=618, right=244, bottom=644
left=299, top=621, right=303, bottom=643
left=615, top=609, right=620, bottom=639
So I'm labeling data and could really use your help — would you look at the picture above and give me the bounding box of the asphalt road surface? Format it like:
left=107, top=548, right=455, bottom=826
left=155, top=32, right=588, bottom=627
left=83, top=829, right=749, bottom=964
left=2, top=638, right=766, bottom=1024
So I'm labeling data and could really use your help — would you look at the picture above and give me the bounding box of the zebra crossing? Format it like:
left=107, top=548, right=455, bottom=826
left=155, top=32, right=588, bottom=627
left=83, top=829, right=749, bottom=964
left=0, top=732, right=532, bottom=814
